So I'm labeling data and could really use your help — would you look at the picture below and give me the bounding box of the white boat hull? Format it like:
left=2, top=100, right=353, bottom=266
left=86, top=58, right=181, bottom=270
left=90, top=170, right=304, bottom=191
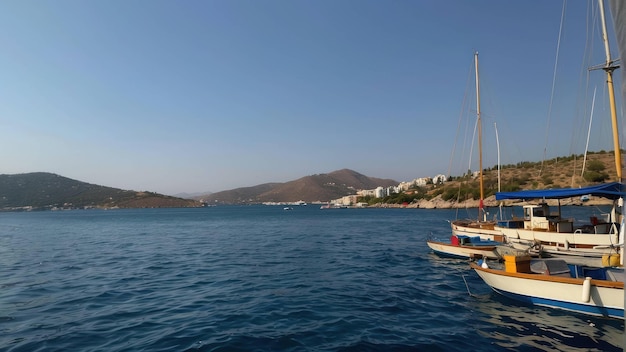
left=451, top=220, right=504, bottom=241
left=471, top=262, right=624, bottom=319
left=427, top=240, right=500, bottom=259
left=499, top=226, right=620, bottom=258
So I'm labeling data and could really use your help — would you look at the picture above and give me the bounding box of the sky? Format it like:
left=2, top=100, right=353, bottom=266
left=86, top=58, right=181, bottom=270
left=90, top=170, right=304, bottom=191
left=0, top=1, right=623, bottom=195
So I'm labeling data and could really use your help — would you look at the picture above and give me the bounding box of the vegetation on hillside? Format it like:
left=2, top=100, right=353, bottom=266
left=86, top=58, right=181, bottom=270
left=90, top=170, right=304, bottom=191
left=358, top=150, right=620, bottom=206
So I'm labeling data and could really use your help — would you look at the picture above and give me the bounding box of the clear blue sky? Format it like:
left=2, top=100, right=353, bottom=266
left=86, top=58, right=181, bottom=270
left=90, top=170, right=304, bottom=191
left=0, top=1, right=622, bottom=195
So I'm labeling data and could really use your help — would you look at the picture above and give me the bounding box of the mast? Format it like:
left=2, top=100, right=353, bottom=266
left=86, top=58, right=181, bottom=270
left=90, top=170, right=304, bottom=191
left=599, top=0, right=624, bottom=266
left=598, top=0, right=622, bottom=181
left=495, top=122, right=500, bottom=193
left=495, top=122, right=503, bottom=221
left=475, top=52, right=485, bottom=221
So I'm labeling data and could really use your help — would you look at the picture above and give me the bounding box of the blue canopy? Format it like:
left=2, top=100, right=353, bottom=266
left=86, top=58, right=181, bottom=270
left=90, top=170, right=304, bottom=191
left=495, top=182, right=625, bottom=200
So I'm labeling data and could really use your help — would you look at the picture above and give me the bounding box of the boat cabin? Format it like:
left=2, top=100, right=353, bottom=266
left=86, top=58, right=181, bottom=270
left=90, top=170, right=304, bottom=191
left=494, top=182, right=624, bottom=234
left=496, top=202, right=618, bottom=234
left=521, top=203, right=573, bottom=233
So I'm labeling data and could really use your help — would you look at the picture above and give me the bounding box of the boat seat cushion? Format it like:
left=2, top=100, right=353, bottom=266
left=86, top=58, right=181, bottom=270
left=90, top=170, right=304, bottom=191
left=605, top=268, right=625, bottom=282
left=530, top=259, right=571, bottom=276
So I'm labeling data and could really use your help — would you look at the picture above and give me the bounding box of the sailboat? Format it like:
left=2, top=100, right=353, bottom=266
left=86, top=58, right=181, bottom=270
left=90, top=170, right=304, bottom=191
left=449, top=52, right=505, bottom=243
left=428, top=53, right=507, bottom=259
left=492, top=0, right=624, bottom=267
left=471, top=0, right=624, bottom=320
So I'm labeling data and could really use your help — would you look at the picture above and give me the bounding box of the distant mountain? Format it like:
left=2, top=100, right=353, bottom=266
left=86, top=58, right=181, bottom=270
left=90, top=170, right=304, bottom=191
left=197, top=169, right=398, bottom=204
left=173, top=191, right=213, bottom=199
left=0, top=172, right=202, bottom=210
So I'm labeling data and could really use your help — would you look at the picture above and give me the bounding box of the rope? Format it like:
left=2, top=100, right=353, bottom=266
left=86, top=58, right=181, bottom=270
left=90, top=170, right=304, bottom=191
left=461, top=274, right=475, bottom=297
left=541, top=0, right=567, bottom=176
left=449, top=56, right=476, bottom=220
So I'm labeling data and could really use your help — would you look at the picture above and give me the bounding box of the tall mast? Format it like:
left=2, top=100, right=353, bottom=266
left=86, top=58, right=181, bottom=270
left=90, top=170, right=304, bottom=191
left=598, top=0, right=622, bottom=181
left=598, top=0, right=623, bottom=266
left=475, top=52, right=485, bottom=220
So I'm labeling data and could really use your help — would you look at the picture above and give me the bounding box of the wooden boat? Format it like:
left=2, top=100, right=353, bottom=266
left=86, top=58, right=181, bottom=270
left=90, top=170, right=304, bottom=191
left=471, top=255, right=624, bottom=320
left=494, top=0, right=624, bottom=266
left=494, top=183, right=623, bottom=265
left=451, top=219, right=503, bottom=242
left=427, top=235, right=501, bottom=259
left=450, top=52, right=504, bottom=242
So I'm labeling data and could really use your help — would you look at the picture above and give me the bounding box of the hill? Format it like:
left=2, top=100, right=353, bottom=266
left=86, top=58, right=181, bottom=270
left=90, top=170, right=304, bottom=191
left=0, top=173, right=202, bottom=211
left=198, top=169, right=398, bottom=204
left=198, top=152, right=621, bottom=206
left=3, top=151, right=618, bottom=210
left=462, top=150, right=620, bottom=197
left=371, top=150, right=622, bottom=209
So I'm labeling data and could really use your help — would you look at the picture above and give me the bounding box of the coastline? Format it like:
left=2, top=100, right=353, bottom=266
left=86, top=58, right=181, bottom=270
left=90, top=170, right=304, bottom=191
left=367, top=195, right=613, bottom=209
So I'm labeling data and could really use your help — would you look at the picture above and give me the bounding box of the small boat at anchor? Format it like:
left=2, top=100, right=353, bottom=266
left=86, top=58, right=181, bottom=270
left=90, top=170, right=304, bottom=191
left=427, top=234, right=501, bottom=260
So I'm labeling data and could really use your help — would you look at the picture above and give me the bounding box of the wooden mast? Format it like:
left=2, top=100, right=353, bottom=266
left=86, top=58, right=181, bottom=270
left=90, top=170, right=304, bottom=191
left=475, top=52, right=485, bottom=220
left=598, top=0, right=622, bottom=181
left=598, top=0, right=623, bottom=266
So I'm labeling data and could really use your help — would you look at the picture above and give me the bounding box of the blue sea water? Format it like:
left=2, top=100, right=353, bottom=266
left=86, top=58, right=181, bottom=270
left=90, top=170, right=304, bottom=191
left=0, top=206, right=623, bottom=351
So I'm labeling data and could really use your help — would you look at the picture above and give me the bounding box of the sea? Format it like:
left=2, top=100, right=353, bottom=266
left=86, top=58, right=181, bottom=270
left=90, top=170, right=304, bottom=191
left=0, top=205, right=623, bottom=352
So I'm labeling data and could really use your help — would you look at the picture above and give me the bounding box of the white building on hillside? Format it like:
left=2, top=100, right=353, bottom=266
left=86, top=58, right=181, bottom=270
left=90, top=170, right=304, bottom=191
left=357, top=189, right=377, bottom=197
left=432, top=174, right=447, bottom=184
left=398, top=177, right=430, bottom=191
left=398, top=181, right=413, bottom=191
left=414, top=177, right=430, bottom=186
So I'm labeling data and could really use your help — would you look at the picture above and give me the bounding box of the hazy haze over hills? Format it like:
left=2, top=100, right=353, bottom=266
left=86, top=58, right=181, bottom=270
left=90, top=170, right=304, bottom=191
left=2, top=150, right=620, bottom=210
left=0, top=169, right=398, bottom=209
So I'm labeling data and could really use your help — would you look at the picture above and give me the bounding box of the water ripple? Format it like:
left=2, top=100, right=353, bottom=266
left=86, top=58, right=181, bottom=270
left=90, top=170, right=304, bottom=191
left=0, top=207, right=622, bottom=351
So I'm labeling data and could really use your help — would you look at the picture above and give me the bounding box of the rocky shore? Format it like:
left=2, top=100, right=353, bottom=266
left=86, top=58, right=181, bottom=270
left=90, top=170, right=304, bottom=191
left=368, top=195, right=613, bottom=209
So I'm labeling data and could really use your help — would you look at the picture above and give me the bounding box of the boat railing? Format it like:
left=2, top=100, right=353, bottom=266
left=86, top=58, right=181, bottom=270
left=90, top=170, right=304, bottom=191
left=573, top=221, right=620, bottom=234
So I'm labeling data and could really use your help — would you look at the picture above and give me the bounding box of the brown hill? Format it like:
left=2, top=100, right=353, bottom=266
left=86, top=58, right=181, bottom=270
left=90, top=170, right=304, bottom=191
left=198, top=169, right=398, bottom=204
left=0, top=172, right=203, bottom=210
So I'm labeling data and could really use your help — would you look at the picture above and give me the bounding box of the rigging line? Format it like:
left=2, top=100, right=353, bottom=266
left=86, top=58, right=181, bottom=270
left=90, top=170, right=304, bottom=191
left=450, top=56, right=476, bottom=220
left=461, top=275, right=475, bottom=297
left=571, top=1, right=595, bottom=160
left=447, top=56, right=476, bottom=180
left=571, top=2, right=596, bottom=184
left=541, top=0, right=567, bottom=176
left=469, top=111, right=478, bottom=174
left=582, top=86, right=598, bottom=177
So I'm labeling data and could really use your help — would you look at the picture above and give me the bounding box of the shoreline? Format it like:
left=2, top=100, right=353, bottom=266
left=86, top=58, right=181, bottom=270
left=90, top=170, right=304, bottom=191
left=367, top=195, right=613, bottom=209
